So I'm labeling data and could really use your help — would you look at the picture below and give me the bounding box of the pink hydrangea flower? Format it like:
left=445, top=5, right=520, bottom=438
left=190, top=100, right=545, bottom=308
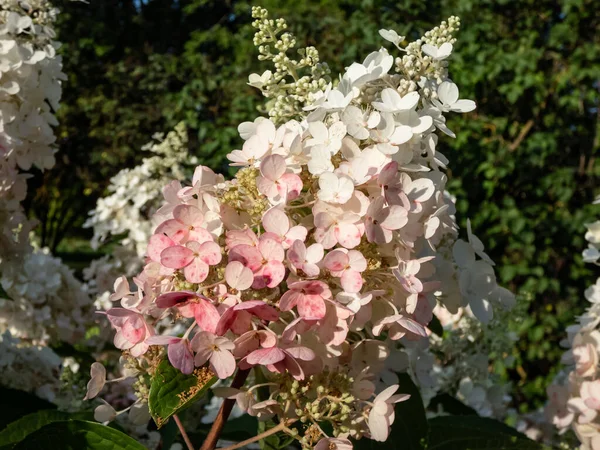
left=160, top=240, right=222, bottom=283
left=323, top=248, right=367, bottom=293
left=279, top=280, right=332, bottom=320
left=154, top=205, right=213, bottom=244
left=106, top=308, right=154, bottom=357
left=288, top=240, right=324, bottom=277
left=146, top=336, right=194, bottom=374
left=191, top=331, right=236, bottom=379
left=261, top=207, right=307, bottom=249
left=365, top=196, right=408, bottom=244
left=256, top=155, right=302, bottom=203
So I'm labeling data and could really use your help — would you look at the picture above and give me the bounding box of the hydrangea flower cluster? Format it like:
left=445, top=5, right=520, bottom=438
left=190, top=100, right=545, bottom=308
left=547, top=199, right=600, bottom=449
left=0, top=0, right=65, bottom=240
left=93, top=8, right=515, bottom=448
left=0, top=1, right=93, bottom=347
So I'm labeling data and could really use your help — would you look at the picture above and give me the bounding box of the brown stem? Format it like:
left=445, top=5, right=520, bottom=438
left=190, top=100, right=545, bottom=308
left=173, top=414, right=194, bottom=450
left=199, top=368, right=251, bottom=450
left=216, top=421, right=293, bottom=450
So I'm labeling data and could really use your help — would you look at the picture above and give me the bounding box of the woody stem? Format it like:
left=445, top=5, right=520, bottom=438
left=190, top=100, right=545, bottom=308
left=216, top=420, right=294, bottom=450
left=199, top=368, right=251, bottom=450
left=173, top=414, right=194, bottom=450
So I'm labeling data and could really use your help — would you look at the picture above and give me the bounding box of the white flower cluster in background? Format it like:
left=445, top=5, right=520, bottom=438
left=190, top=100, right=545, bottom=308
left=83, top=123, right=197, bottom=307
left=0, top=245, right=92, bottom=344
left=0, top=330, right=62, bottom=400
left=0, top=1, right=96, bottom=404
left=546, top=201, right=600, bottom=449
left=0, top=0, right=66, bottom=241
left=428, top=304, right=520, bottom=418
left=85, top=122, right=196, bottom=257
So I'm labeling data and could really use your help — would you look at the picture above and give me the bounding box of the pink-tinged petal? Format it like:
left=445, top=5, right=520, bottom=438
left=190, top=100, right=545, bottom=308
left=378, top=161, right=399, bottom=186
left=347, top=250, right=367, bottom=272
left=277, top=353, right=305, bottom=380
left=230, top=310, right=253, bottom=335
left=284, top=226, right=308, bottom=248
left=106, top=308, right=136, bottom=327
left=287, top=240, right=306, bottom=266
left=302, top=263, right=320, bottom=277
left=188, top=227, right=214, bottom=244
left=198, top=241, right=222, bottom=265
left=306, top=244, right=325, bottom=264
left=161, top=245, right=195, bottom=269
left=225, top=261, right=254, bottom=291
left=215, top=307, right=236, bottom=336
left=280, top=173, right=303, bottom=200
left=194, top=347, right=212, bottom=367
left=184, top=258, right=210, bottom=283
left=297, top=295, right=326, bottom=320
left=260, top=155, right=286, bottom=181
left=397, top=316, right=428, bottom=337
left=226, top=229, right=258, bottom=249
left=155, top=219, right=188, bottom=243
left=314, top=212, right=336, bottom=229
left=233, top=331, right=262, bottom=358
left=323, top=249, right=349, bottom=272
left=285, top=346, right=316, bottom=362
left=194, top=300, right=221, bottom=334
left=262, top=208, right=289, bottom=236
left=255, top=261, right=285, bottom=288
left=368, top=409, right=390, bottom=442
left=210, top=350, right=236, bottom=379
left=256, top=177, right=279, bottom=198
left=341, top=270, right=363, bottom=293
left=130, top=341, right=150, bottom=358
left=246, top=347, right=286, bottom=365
left=365, top=220, right=388, bottom=244
left=114, top=331, right=134, bottom=350
left=238, top=300, right=280, bottom=322
left=380, top=205, right=408, bottom=230
left=168, top=339, right=195, bottom=374
left=147, top=234, right=176, bottom=262
left=258, top=237, right=285, bottom=262
left=279, top=291, right=302, bottom=311
left=146, top=335, right=181, bottom=345
left=173, top=205, right=204, bottom=227
left=155, top=291, right=198, bottom=308
left=229, top=245, right=262, bottom=271
left=121, top=317, right=145, bottom=344
left=334, top=223, right=362, bottom=249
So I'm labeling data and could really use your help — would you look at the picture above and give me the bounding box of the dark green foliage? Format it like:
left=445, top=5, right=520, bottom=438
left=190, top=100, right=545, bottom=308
left=39, top=0, right=599, bottom=410
left=427, top=415, right=547, bottom=449
left=12, top=420, right=145, bottom=450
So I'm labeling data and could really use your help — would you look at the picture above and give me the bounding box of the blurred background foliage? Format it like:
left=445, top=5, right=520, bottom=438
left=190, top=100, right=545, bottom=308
left=29, top=0, right=599, bottom=413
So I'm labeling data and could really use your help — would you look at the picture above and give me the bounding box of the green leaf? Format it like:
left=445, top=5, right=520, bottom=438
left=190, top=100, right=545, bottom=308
left=427, top=416, right=548, bottom=449
left=148, top=359, right=217, bottom=428
left=0, top=388, right=56, bottom=431
left=12, top=420, right=146, bottom=450
left=428, top=394, right=478, bottom=416
left=0, top=410, right=70, bottom=448
left=258, top=420, right=281, bottom=450
left=354, top=373, right=428, bottom=450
